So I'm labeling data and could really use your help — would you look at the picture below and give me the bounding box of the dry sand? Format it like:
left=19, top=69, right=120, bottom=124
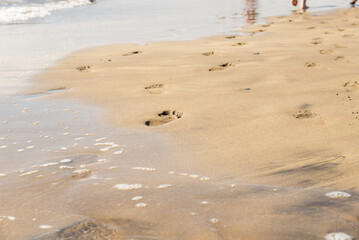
left=24, top=8, right=359, bottom=240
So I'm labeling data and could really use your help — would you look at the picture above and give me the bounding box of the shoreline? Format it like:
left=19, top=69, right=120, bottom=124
left=5, top=7, right=359, bottom=239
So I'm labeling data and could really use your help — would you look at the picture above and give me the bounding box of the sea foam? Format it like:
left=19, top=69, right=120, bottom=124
left=0, top=0, right=92, bottom=24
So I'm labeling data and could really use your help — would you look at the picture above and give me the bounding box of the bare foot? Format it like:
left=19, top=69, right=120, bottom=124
left=300, top=4, right=308, bottom=10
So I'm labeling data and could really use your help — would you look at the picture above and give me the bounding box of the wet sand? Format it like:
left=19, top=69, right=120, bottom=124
left=2, top=7, right=359, bottom=240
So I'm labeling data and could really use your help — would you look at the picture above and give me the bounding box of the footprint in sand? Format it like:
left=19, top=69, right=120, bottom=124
left=203, top=51, right=214, bottom=56
left=311, top=38, right=323, bottom=45
left=308, top=26, right=316, bottom=30
left=145, top=110, right=183, bottom=126
left=293, top=110, right=317, bottom=119
left=344, top=80, right=359, bottom=92
left=145, top=84, right=164, bottom=94
left=319, top=49, right=333, bottom=55
left=304, top=62, right=318, bottom=68
left=232, top=42, right=247, bottom=46
left=209, top=62, right=233, bottom=72
left=123, top=51, right=142, bottom=56
left=335, top=56, right=351, bottom=62
left=261, top=24, right=271, bottom=27
left=225, top=36, right=237, bottom=39
left=76, top=66, right=91, bottom=72
left=343, top=34, right=354, bottom=38
left=337, top=28, right=345, bottom=32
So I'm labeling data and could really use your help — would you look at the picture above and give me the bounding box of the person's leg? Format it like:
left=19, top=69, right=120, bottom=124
left=300, top=0, right=308, bottom=9
left=292, top=0, right=298, bottom=6
left=350, top=0, right=357, bottom=5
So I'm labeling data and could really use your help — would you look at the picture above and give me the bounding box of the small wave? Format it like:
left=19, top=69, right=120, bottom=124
left=0, top=0, right=93, bottom=24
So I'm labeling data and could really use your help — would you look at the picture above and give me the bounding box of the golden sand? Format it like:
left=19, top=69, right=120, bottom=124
left=22, top=8, right=359, bottom=240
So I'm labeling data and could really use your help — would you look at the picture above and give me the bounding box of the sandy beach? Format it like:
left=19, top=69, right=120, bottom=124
left=2, top=6, right=359, bottom=240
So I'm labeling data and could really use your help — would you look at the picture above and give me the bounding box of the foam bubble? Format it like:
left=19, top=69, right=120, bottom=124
left=0, top=173, right=7, bottom=177
left=39, top=162, right=59, bottom=167
left=135, top=203, right=148, bottom=208
left=74, top=137, right=84, bottom=141
left=132, top=167, right=156, bottom=172
left=113, top=184, right=142, bottom=190
left=0, top=145, right=7, bottom=149
left=17, top=149, right=25, bottom=152
left=157, top=184, right=173, bottom=189
left=132, top=196, right=143, bottom=201
left=72, top=169, right=92, bottom=178
left=26, top=146, right=35, bottom=149
left=201, top=201, right=208, bottom=205
left=189, top=174, right=199, bottom=179
left=114, top=149, right=123, bottom=155
left=200, top=177, right=210, bottom=181
left=95, top=137, right=106, bottom=142
left=325, top=191, right=352, bottom=199
left=60, top=159, right=72, bottom=163
left=325, top=232, right=353, bottom=240
left=39, top=225, right=53, bottom=229
left=19, top=170, right=38, bottom=176
left=59, top=165, right=74, bottom=169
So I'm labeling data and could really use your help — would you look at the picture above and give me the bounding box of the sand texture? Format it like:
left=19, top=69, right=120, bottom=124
left=25, top=8, right=359, bottom=240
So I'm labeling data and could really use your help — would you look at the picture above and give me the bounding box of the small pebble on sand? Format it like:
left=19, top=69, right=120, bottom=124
left=210, top=218, right=219, bottom=223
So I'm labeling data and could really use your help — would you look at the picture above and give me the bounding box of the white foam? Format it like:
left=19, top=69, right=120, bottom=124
left=39, top=225, right=53, bottom=229
left=19, top=170, right=38, bottom=176
left=95, top=137, right=106, bottom=142
left=0, top=145, right=7, bottom=149
left=39, top=162, right=59, bottom=167
left=114, top=149, right=123, bottom=155
left=325, top=191, right=352, bottom=199
left=0, top=173, right=7, bottom=177
left=325, top=232, right=353, bottom=240
left=156, top=184, right=173, bottom=189
left=17, top=149, right=25, bottom=152
left=132, top=167, right=156, bottom=172
left=72, top=169, right=91, bottom=178
left=135, top=203, right=148, bottom=208
left=189, top=174, right=199, bottom=179
left=201, top=201, right=208, bottom=205
left=59, top=165, right=74, bottom=169
left=200, top=177, right=210, bottom=181
left=26, top=145, right=35, bottom=149
left=132, top=196, right=143, bottom=201
left=74, top=137, right=84, bottom=141
left=60, top=159, right=72, bottom=163
left=113, top=184, right=142, bottom=190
